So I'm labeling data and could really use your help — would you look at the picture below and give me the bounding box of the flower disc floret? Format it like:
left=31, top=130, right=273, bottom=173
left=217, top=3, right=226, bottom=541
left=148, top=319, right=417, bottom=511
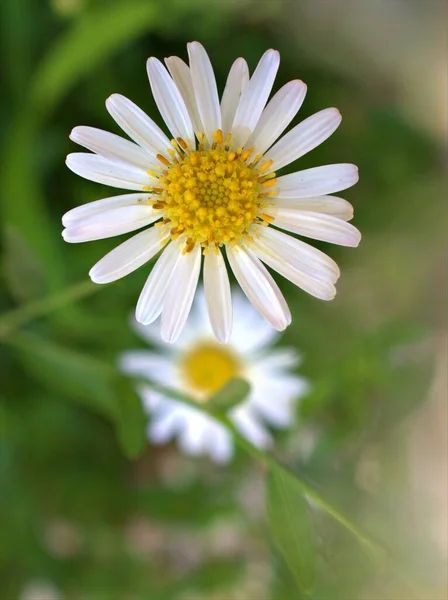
left=150, top=131, right=276, bottom=251
left=180, top=340, right=241, bottom=397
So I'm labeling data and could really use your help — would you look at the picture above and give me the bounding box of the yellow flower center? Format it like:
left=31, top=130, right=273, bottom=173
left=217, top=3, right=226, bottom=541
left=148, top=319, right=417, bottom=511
left=147, top=130, right=276, bottom=253
left=180, top=341, right=241, bottom=399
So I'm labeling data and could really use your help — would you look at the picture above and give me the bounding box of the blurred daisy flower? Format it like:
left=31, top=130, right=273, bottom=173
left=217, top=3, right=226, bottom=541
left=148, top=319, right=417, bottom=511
left=64, top=42, right=360, bottom=343
left=119, top=291, right=308, bottom=463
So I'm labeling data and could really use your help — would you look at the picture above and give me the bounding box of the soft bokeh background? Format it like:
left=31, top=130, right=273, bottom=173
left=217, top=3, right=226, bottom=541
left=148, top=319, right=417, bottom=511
left=1, top=0, right=446, bottom=598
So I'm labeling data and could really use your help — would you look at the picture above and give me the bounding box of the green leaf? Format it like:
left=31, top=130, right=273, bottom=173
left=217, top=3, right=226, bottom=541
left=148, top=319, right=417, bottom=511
left=208, top=377, right=250, bottom=411
left=2, top=226, right=47, bottom=303
left=266, top=468, right=316, bottom=593
left=114, top=377, right=147, bottom=459
left=31, top=1, right=160, bottom=116
left=10, top=332, right=147, bottom=459
left=1, top=1, right=161, bottom=296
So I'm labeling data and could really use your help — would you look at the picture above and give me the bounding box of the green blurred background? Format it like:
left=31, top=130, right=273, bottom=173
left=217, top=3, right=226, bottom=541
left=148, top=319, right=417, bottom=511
left=1, top=0, right=446, bottom=598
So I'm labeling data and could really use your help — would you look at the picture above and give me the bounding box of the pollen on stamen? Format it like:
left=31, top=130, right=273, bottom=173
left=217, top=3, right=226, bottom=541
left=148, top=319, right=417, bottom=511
left=157, top=154, right=171, bottom=167
left=214, top=129, right=223, bottom=145
left=258, top=159, right=273, bottom=173
left=152, top=128, right=277, bottom=249
left=261, top=178, right=277, bottom=189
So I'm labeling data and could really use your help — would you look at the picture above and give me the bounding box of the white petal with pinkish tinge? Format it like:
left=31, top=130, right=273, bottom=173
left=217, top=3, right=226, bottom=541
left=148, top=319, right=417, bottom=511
left=106, top=94, right=171, bottom=157
left=62, top=205, right=159, bottom=243
left=136, top=241, right=181, bottom=325
left=226, top=243, right=291, bottom=331
left=69, top=126, right=155, bottom=170
left=161, top=244, right=202, bottom=343
left=263, top=108, right=342, bottom=172
left=248, top=80, right=307, bottom=155
left=272, top=210, right=362, bottom=247
left=276, top=163, right=359, bottom=198
left=62, top=193, right=152, bottom=226
left=253, top=224, right=340, bottom=283
left=204, top=248, right=232, bottom=344
left=119, top=351, right=175, bottom=385
left=271, top=196, right=354, bottom=221
left=146, top=57, right=195, bottom=148
left=89, top=226, right=168, bottom=284
left=187, top=42, right=221, bottom=144
left=231, top=404, right=272, bottom=449
left=229, top=291, right=279, bottom=354
left=165, top=56, right=203, bottom=134
left=220, top=57, right=249, bottom=137
left=231, top=49, right=280, bottom=148
left=66, top=153, right=155, bottom=190
left=250, top=230, right=337, bottom=301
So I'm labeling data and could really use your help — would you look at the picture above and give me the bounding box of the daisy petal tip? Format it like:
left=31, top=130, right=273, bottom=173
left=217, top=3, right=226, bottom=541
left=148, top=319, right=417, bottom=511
left=187, top=40, right=202, bottom=51
left=352, top=230, right=362, bottom=247
left=215, top=328, right=232, bottom=345
left=146, top=56, right=160, bottom=71
left=160, top=329, right=179, bottom=345
left=69, top=126, right=81, bottom=142
left=88, top=268, right=101, bottom=284
left=273, top=317, right=289, bottom=332
left=134, top=311, right=146, bottom=326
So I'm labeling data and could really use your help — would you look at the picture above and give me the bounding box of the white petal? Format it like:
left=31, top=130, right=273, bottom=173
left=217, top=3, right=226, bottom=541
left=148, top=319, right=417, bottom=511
left=204, top=249, right=232, bottom=344
left=272, top=210, right=362, bottom=247
left=149, top=409, right=184, bottom=444
left=230, top=290, right=279, bottom=354
left=146, top=57, right=195, bottom=148
left=66, top=153, right=154, bottom=190
left=135, top=384, right=168, bottom=413
left=226, top=243, right=291, bottom=331
left=89, top=226, right=168, bottom=284
left=106, top=94, right=171, bottom=157
left=251, top=227, right=337, bottom=300
left=131, top=319, right=173, bottom=350
left=177, top=411, right=212, bottom=456
left=272, top=195, right=354, bottom=221
left=248, top=80, right=307, bottom=155
left=231, top=49, right=280, bottom=148
left=231, top=404, right=272, bottom=449
left=119, top=351, right=174, bottom=384
left=161, top=245, right=202, bottom=343
left=136, top=241, right=181, bottom=325
left=255, top=348, right=301, bottom=372
left=69, top=126, right=154, bottom=170
left=62, top=193, right=152, bottom=226
left=205, top=425, right=233, bottom=463
left=263, top=108, right=342, bottom=172
left=220, top=58, right=249, bottom=138
left=62, top=205, right=159, bottom=243
left=276, top=163, right=359, bottom=198
left=254, top=223, right=340, bottom=282
left=247, top=375, right=307, bottom=427
left=187, top=42, right=221, bottom=143
left=165, top=56, right=203, bottom=134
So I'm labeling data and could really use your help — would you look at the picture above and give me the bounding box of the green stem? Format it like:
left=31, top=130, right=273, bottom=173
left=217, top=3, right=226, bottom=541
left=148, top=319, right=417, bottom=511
left=218, top=414, right=386, bottom=561
left=144, top=380, right=385, bottom=561
left=0, top=280, right=100, bottom=340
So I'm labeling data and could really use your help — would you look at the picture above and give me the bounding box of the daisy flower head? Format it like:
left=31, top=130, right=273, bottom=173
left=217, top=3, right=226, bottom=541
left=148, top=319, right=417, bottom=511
left=120, top=290, right=309, bottom=463
left=63, top=42, right=361, bottom=343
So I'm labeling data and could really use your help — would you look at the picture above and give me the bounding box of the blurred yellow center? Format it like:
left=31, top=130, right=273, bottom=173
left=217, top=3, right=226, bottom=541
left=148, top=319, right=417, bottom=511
left=148, top=130, right=276, bottom=253
left=180, top=342, right=241, bottom=398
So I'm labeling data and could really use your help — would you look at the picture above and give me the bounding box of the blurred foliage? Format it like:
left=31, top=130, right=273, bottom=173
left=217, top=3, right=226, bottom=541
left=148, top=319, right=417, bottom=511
left=0, top=0, right=445, bottom=598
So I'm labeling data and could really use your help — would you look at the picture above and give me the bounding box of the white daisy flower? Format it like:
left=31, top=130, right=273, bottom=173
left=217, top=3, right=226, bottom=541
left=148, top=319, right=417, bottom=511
left=64, top=42, right=361, bottom=343
left=119, top=290, right=309, bottom=463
